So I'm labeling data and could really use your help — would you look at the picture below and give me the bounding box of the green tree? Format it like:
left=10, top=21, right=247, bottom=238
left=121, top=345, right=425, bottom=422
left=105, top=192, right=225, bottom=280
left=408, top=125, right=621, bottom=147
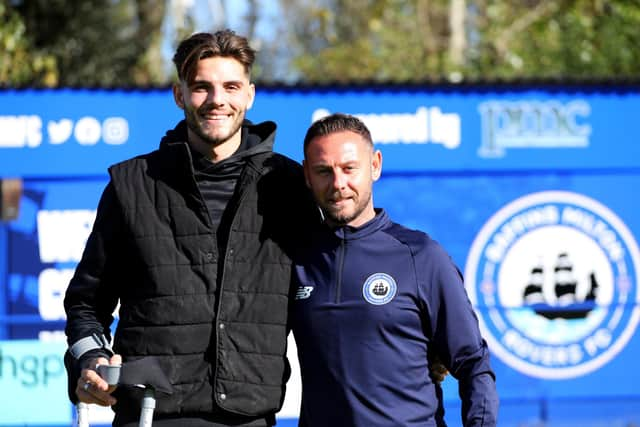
left=277, top=0, right=640, bottom=83
left=1, top=0, right=166, bottom=87
left=0, top=0, right=57, bottom=86
left=471, top=0, right=640, bottom=80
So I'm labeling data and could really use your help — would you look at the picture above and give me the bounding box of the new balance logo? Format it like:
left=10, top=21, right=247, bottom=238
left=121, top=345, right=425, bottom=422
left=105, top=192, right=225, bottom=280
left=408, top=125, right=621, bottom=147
left=296, top=286, right=314, bottom=300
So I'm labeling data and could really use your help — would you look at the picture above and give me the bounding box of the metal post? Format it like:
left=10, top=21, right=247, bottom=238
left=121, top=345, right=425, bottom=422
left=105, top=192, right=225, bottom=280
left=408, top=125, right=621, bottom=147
left=77, top=402, right=89, bottom=427
left=139, top=387, right=156, bottom=427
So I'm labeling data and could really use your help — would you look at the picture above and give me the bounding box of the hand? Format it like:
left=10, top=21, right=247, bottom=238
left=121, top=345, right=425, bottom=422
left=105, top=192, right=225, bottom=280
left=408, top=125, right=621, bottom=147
left=429, top=361, right=449, bottom=383
left=429, top=353, right=449, bottom=384
left=76, top=354, right=122, bottom=406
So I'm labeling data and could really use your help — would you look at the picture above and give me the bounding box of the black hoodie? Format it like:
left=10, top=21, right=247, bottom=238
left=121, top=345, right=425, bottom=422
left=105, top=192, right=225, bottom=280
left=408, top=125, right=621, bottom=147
left=160, top=119, right=275, bottom=252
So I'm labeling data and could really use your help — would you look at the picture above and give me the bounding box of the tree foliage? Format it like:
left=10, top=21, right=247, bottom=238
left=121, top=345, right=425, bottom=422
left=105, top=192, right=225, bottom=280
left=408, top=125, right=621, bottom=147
left=2, top=0, right=639, bottom=86
left=277, top=0, right=640, bottom=83
left=0, top=0, right=165, bottom=87
left=0, top=1, right=57, bottom=86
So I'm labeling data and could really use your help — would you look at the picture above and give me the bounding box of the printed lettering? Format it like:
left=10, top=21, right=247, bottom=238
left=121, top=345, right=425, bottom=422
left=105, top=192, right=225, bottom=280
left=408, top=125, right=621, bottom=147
left=37, top=210, right=96, bottom=263
left=0, top=115, right=42, bottom=148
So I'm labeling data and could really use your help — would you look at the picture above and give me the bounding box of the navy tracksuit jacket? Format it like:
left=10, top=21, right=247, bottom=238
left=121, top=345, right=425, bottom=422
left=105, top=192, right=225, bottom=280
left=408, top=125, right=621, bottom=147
left=291, top=210, right=498, bottom=427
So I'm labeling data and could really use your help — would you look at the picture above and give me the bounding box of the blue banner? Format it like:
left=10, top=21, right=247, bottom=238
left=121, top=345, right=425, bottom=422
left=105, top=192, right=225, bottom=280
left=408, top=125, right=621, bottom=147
left=1, top=87, right=639, bottom=426
left=1, top=87, right=640, bottom=177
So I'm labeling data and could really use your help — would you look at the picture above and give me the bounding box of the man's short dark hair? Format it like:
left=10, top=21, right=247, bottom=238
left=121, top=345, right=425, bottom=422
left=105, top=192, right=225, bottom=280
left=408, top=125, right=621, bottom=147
left=172, top=30, right=256, bottom=83
left=303, top=113, right=373, bottom=155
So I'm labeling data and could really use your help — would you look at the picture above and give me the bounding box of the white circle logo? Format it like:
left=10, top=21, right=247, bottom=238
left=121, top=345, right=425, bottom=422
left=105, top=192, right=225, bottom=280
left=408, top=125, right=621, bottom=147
left=74, top=116, right=102, bottom=145
left=363, top=273, right=397, bottom=305
left=464, top=191, right=640, bottom=379
left=103, top=117, right=129, bottom=145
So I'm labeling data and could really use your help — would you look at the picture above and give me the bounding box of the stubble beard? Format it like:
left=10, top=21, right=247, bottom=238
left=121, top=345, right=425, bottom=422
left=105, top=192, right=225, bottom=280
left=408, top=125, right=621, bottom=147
left=322, top=189, right=373, bottom=227
left=185, top=107, right=245, bottom=147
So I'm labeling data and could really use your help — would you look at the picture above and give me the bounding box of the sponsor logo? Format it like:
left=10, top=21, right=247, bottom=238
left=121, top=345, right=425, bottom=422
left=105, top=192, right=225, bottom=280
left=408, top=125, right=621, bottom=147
left=313, top=107, right=461, bottom=149
left=0, top=341, right=70, bottom=424
left=464, top=191, right=640, bottom=379
left=0, top=115, right=129, bottom=148
left=363, top=273, right=397, bottom=305
left=296, top=286, right=314, bottom=300
left=478, top=100, right=591, bottom=158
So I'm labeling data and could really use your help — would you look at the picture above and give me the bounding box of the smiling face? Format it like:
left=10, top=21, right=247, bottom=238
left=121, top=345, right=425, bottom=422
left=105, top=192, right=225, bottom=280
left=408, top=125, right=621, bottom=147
left=304, top=130, right=382, bottom=228
left=173, top=56, right=255, bottom=160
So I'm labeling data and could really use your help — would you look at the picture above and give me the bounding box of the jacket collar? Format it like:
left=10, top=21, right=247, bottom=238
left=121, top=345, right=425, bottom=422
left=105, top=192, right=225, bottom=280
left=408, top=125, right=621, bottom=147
left=159, top=119, right=277, bottom=152
left=157, top=119, right=278, bottom=175
left=330, top=209, right=390, bottom=241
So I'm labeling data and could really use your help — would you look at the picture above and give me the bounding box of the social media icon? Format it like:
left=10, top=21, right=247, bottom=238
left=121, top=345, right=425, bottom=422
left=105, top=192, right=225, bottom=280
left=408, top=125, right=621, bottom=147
left=103, top=117, right=129, bottom=145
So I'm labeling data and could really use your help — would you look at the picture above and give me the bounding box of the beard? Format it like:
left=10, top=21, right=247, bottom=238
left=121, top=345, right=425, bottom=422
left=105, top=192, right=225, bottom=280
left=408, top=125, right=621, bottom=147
left=321, top=189, right=373, bottom=227
left=184, top=105, right=246, bottom=147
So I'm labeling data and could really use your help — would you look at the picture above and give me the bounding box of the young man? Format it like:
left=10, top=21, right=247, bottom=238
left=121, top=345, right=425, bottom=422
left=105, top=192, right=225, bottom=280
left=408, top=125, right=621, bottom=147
left=292, top=113, right=499, bottom=426
left=64, top=30, right=314, bottom=426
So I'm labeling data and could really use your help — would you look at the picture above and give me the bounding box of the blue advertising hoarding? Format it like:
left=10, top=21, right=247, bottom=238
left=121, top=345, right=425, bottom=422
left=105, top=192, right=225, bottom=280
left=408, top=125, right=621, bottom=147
left=1, top=86, right=639, bottom=426
left=2, top=87, right=640, bottom=177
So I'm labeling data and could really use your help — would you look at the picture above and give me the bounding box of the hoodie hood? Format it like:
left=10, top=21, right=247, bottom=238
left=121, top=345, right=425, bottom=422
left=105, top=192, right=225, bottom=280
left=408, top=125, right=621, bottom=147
left=159, top=119, right=277, bottom=160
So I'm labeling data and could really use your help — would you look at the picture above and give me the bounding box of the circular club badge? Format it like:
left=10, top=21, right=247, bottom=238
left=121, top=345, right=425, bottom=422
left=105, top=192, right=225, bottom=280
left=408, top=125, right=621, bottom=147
left=363, top=273, right=397, bottom=305
left=464, top=191, right=640, bottom=379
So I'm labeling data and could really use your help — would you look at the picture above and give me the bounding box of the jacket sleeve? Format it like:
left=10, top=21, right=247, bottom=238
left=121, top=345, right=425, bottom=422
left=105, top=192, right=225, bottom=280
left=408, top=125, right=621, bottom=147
left=63, top=182, right=123, bottom=402
left=419, top=242, right=499, bottom=427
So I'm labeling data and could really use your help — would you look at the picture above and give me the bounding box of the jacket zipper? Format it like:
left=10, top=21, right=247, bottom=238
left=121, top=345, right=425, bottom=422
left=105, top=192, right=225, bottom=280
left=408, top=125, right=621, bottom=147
left=213, top=163, right=258, bottom=406
left=335, top=237, right=346, bottom=303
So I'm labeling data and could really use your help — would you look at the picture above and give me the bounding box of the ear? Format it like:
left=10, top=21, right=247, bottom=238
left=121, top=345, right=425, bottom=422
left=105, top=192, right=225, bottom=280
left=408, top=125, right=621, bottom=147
left=246, top=82, right=256, bottom=110
left=173, top=83, right=185, bottom=109
left=371, top=149, right=382, bottom=182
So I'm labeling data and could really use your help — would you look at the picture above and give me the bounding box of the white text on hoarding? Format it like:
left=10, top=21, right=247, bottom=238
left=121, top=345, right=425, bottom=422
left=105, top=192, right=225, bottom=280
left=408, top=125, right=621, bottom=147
left=0, top=115, right=129, bottom=148
left=313, top=107, right=461, bottom=149
left=478, top=100, right=591, bottom=158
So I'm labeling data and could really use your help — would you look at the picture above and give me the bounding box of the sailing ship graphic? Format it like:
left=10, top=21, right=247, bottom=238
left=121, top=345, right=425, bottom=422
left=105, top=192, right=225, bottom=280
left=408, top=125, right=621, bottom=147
left=372, top=281, right=389, bottom=296
left=523, top=252, right=599, bottom=320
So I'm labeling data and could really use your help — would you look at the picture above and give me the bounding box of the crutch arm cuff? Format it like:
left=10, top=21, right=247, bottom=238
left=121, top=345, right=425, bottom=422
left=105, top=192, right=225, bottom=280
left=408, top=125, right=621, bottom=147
left=69, top=333, right=114, bottom=360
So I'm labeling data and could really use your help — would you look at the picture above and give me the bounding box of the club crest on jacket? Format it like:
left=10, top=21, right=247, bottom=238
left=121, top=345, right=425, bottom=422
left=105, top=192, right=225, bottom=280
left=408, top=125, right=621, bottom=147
left=363, top=273, right=398, bottom=305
